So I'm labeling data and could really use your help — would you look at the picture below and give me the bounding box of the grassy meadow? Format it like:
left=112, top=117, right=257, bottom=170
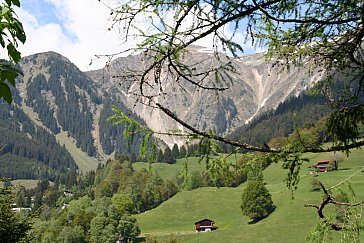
left=133, top=153, right=245, bottom=181
left=56, top=131, right=100, bottom=172
left=134, top=149, right=364, bottom=242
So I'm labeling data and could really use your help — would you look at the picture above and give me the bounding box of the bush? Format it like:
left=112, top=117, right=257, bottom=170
left=311, top=178, right=321, bottom=191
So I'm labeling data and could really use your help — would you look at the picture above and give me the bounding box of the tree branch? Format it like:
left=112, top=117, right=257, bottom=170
left=155, top=102, right=364, bottom=153
left=305, top=182, right=363, bottom=231
left=252, top=0, right=360, bottom=25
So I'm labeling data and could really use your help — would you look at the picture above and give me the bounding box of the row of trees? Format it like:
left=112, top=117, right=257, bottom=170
left=94, top=158, right=178, bottom=213
left=31, top=196, right=140, bottom=243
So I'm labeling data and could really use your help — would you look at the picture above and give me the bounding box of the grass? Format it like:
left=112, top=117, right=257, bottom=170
left=0, top=179, right=54, bottom=189
left=133, top=153, right=245, bottom=181
left=135, top=149, right=364, bottom=242
left=133, top=157, right=205, bottom=181
left=56, top=132, right=99, bottom=172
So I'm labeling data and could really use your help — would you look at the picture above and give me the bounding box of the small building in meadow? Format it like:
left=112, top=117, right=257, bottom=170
left=195, top=219, right=218, bottom=233
left=314, top=160, right=334, bottom=172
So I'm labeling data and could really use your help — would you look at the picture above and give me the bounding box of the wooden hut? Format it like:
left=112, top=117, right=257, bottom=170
left=195, top=219, right=218, bottom=232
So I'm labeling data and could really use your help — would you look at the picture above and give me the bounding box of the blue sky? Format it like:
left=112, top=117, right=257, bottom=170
left=22, top=0, right=78, bottom=42
left=22, top=0, right=56, bottom=25
left=15, top=0, right=262, bottom=71
left=16, top=0, right=122, bottom=70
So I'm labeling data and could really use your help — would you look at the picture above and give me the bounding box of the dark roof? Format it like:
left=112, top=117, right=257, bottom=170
left=194, top=219, right=214, bottom=224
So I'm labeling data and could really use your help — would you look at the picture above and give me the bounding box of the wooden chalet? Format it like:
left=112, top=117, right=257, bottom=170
left=314, top=160, right=333, bottom=172
left=195, top=219, right=218, bottom=233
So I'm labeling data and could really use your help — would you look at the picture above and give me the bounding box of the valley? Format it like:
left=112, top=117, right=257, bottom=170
left=1, top=1, right=364, bottom=242
left=134, top=150, right=364, bottom=242
left=0, top=50, right=348, bottom=242
left=0, top=49, right=328, bottom=177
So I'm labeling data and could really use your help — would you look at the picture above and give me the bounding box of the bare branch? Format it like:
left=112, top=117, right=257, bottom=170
left=305, top=182, right=363, bottom=231
left=155, top=102, right=364, bottom=153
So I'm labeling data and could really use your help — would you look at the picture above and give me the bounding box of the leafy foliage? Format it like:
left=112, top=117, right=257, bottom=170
left=306, top=181, right=364, bottom=242
left=0, top=0, right=25, bottom=103
left=31, top=196, right=140, bottom=243
left=109, top=106, right=157, bottom=163
left=273, top=147, right=309, bottom=191
left=94, top=158, right=178, bottom=213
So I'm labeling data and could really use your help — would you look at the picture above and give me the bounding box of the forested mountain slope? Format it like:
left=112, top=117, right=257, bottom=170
left=0, top=52, right=145, bottom=179
left=0, top=100, right=77, bottom=181
left=230, top=91, right=331, bottom=146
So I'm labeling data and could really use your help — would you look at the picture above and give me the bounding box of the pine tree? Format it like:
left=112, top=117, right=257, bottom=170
left=163, top=147, right=175, bottom=164
left=171, top=144, right=179, bottom=159
left=157, top=149, right=164, bottom=162
left=179, top=145, right=187, bottom=158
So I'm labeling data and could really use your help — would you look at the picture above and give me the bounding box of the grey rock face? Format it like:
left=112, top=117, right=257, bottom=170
left=87, top=46, right=323, bottom=147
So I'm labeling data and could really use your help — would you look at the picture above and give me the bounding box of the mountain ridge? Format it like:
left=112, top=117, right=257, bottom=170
left=87, top=46, right=323, bottom=146
left=0, top=49, right=325, bottom=178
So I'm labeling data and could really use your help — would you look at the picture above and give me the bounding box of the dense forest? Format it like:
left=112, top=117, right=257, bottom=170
left=7, top=156, right=181, bottom=242
left=0, top=100, right=77, bottom=181
left=25, top=53, right=100, bottom=156
left=230, top=91, right=331, bottom=147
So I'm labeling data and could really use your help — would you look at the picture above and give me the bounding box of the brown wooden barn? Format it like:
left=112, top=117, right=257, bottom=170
left=195, top=219, right=218, bottom=233
left=314, top=160, right=333, bottom=172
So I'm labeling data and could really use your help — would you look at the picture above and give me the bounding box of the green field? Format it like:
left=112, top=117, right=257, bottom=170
left=133, top=154, right=245, bottom=181
left=2, top=179, right=54, bottom=189
left=134, top=149, right=364, bottom=242
left=56, top=131, right=100, bottom=172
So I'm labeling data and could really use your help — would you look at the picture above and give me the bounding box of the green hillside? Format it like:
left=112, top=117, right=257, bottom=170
left=135, top=149, right=364, bottom=242
left=133, top=154, right=245, bottom=181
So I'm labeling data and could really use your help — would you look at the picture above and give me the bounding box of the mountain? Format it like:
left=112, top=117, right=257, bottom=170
left=87, top=45, right=323, bottom=147
left=229, top=91, right=331, bottom=147
left=0, top=48, right=326, bottom=178
left=0, top=52, right=145, bottom=179
left=0, top=100, right=77, bottom=182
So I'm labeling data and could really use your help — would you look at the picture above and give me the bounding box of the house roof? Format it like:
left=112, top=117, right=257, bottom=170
left=195, top=219, right=214, bottom=224
left=317, top=160, right=331, bottom=163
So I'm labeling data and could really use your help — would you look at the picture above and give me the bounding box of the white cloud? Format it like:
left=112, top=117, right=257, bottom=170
left=149, top=4, right=264, bottom=55
left=18, top=0, right=126, bottom=71
left=15, top=1, right=263, bottom=71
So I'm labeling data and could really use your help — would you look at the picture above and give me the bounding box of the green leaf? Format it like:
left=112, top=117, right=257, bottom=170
left=11, top=0, right=20, bottom=7
left=13, top=20, right=25, bottom=43
left=7, top=43, right=21, bottom=63
left=0, top=62, right=22, bottom=85
left=1, top=6, right=10, bottom=16
left=0, top=82, right=12, bottom=103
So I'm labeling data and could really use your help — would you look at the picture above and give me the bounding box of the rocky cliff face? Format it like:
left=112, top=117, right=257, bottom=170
left=87, top=46, right=323, bottom=147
